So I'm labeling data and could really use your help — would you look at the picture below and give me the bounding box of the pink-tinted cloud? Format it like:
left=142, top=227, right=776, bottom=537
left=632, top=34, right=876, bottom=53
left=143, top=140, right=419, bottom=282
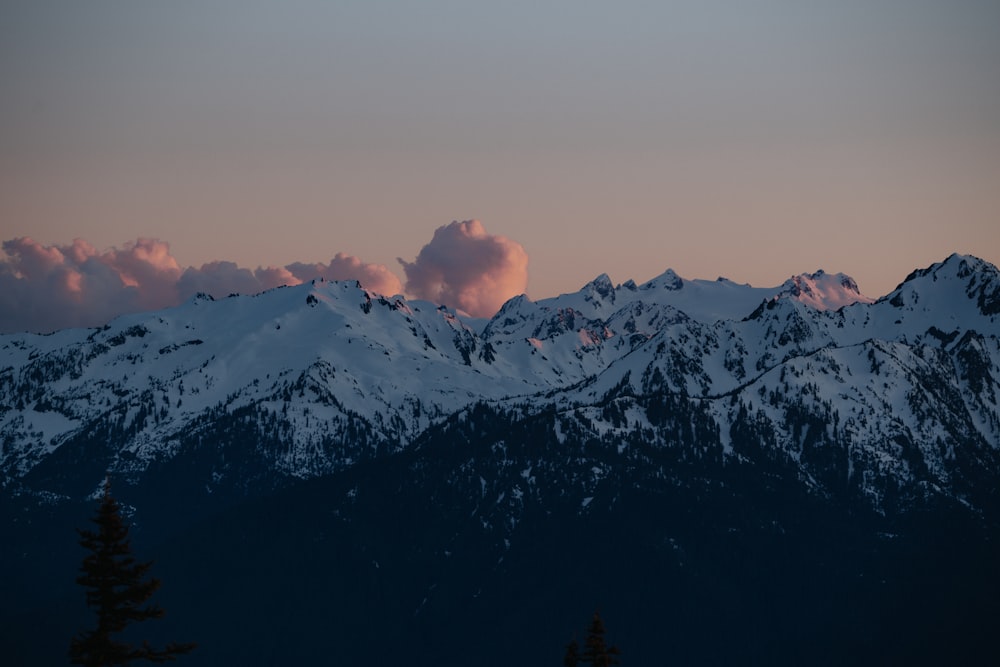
left=255, top=265, right=301, bottom=289
left=176, top=261, right=271, bottom=299
left=398, top=220, right=528, bottom=317
left=0, top=237, right=184, bottom=333
left=0, top=225, right=522, bottom=333
left=100, top=238, right=183, bottom=309
left=0, top=237, right=402, bottom=334
left=285, top=252, right=403, bottom=296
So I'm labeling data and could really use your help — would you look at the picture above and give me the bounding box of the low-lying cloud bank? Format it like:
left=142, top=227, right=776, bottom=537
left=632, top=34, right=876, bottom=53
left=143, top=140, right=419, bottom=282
left=0, top=220, right=526, bottom=334
left=0, top=239, right=403, bottom=334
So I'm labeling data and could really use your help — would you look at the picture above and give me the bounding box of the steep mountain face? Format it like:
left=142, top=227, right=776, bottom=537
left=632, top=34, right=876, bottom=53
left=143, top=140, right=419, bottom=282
left=2, top=253, right=999, bottom=665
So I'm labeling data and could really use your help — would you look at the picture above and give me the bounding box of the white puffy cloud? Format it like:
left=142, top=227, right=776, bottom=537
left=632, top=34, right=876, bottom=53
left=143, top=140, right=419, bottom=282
left=398, top=220, right=528, bottom=317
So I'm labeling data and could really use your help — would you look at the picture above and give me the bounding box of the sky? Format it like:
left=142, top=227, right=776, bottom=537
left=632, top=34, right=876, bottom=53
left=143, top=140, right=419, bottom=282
left=2, top=0, right=999, bottom=333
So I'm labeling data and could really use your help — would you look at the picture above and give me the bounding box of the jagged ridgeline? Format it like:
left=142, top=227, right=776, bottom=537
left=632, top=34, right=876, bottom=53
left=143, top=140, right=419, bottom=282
left=2, top=254, right=999, bottom=665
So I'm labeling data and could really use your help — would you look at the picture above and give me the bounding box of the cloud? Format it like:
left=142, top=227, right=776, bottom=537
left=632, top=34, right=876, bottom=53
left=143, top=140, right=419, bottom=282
left=0, top=223, right=523, bottom=333
left=99, top=238, right=183, bottom=309
left=0, top=237, right=183, bottom=334
left=398, top=220, right=528, bottom=318
left=0, top=237, right=402, bottom=334
left=176, top=261, right=280, bottom=300
left=285, top=252, right=403, bottom=296
left=175, top=254, right=405, bottom=302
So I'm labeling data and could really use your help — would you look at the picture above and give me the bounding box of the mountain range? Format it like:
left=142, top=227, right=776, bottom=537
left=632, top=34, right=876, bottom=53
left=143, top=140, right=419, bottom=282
left=2, top=253, right=999, bottom=665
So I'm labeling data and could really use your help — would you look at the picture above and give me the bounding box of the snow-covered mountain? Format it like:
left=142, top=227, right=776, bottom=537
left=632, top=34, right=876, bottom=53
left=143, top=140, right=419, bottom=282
left=3, top=253, right=999, bottom=666
left=1, top=254, right=997, bottom=507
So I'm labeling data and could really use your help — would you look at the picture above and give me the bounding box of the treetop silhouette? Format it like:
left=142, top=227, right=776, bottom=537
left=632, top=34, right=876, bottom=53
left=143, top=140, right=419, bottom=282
left=564, top=611, right=621, bottom=666
left=70, top=478, right=195, bottom=666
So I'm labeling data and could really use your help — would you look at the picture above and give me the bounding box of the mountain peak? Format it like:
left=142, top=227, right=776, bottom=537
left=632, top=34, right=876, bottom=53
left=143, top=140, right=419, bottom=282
left=889, top=253, right=1000, bottom=316
left=583, top=273, right=615, bottom=299
left=642, top=268, right=684, bottom=291
left=778, top=270, right=873, bottom=311
left=896, top=253, right=987, bottom=287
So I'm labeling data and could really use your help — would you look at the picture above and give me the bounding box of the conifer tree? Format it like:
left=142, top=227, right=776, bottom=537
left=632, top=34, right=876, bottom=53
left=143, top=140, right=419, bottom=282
left=70, top=479, right=195, bottom=666
left=564, top=638, right=580, bottom=667
left=563, top=611, right=621, bottom=667
left=577, top=611, right=621, bottom=666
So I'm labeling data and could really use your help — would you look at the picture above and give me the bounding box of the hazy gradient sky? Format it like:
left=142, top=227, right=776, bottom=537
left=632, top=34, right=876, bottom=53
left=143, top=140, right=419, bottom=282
left=2, top=1, right=999, bottom=328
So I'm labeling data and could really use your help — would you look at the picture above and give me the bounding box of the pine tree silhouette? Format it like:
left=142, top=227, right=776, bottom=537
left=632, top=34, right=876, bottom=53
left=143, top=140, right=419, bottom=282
left=70, top=478, right=195, bottom=666
left=564, top=637, right=581, bottom=667
left=578, top=611, right=621, bottom=666
left=563, top=611, right=621, bottom=667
